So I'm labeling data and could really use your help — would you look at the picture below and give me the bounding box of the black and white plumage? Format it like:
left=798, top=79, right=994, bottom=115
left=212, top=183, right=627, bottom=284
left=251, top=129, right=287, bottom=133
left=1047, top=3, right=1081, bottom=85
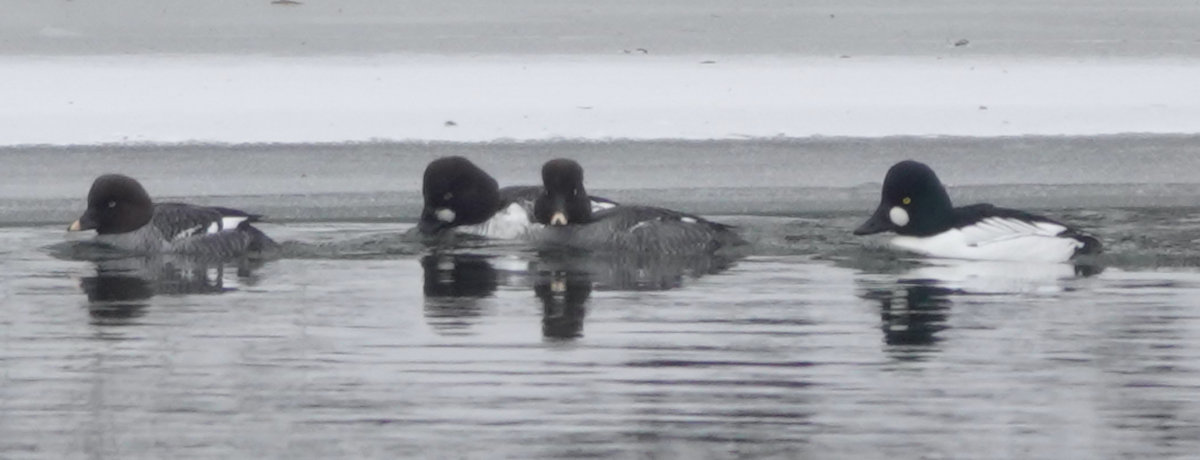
left=67, top=174, right=277, bottom=259
left=533, top=158, right=744, bottom=254
left=853, top=160, right=1101, bottom=262
left=417, top=156, right=616, bottom=239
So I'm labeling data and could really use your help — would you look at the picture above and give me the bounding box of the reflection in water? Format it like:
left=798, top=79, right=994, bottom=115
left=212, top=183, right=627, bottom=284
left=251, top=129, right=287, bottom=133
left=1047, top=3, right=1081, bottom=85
left=421, top=253, right=498, bottom=334
left=533, top=267, right=591, bottom=340
left=870, top=281, right=953, bottom=350
left=537, top=250, right=737, bottom=292
left=80, top=256, right=256, bottom=324
left=420, top=250, right=738, bottom=339
left=903, top=260, right=1101, bottom=295
left=860, top=260, right=1103, bottom=359
left=533, top=250, right=737, bottom=340
left=80, top=274, right=153, bottom=321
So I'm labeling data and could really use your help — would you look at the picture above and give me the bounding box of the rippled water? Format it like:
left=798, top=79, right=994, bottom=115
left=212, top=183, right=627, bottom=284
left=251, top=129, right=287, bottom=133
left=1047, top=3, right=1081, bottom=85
left=5, top=138, right=1200, bottom=458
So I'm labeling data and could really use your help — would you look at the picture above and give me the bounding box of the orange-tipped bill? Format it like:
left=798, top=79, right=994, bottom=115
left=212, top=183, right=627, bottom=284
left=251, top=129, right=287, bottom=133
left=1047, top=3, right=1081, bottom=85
left=550, top=212, right=568, bottom=226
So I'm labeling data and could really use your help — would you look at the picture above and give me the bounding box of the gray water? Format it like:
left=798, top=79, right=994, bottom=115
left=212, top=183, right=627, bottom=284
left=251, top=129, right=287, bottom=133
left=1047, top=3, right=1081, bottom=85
left=4, top=137, right=1200, bottom=458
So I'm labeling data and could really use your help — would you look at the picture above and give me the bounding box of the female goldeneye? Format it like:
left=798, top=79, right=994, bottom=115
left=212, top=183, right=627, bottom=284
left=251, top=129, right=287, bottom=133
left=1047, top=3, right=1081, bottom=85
left=533, top=158, right=744, bottom=254
left=67, top=174, right=277, bottom=258
left=853, top=160, right=1101, bottom=262
left=417, top=156, right=616, bottom=239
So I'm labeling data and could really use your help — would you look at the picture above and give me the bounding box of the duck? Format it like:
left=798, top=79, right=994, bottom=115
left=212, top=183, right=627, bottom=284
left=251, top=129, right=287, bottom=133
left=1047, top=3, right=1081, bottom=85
left=532, top=158, right=744, bottom=254
left=67, top=174, right=277, bottom=259
left=417, top=156, right=616, bottom=238
left=853, top=160, right=1101, bottom=262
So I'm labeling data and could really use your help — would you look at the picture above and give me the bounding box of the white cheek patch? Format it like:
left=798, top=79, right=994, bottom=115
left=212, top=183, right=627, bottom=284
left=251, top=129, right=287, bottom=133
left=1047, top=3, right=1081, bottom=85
left=889, top=206, right=910, bottom=227
left=435, top=208, right=456, bottom=223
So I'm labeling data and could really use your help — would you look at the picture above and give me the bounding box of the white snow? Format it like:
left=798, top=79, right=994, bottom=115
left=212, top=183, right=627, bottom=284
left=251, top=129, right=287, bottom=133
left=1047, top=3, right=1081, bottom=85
left=2, top=54, right=1199, bottom=146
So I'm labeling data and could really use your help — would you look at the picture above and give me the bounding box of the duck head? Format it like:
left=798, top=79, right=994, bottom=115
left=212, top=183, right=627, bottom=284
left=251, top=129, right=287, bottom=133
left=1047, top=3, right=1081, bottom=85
left=534, top=158, right=593, bottom=226
left=854, top=160, right=955, bottom=237
left=69, top=174, right=154, bottom=235
left=418, top=156, right=501, bottom=235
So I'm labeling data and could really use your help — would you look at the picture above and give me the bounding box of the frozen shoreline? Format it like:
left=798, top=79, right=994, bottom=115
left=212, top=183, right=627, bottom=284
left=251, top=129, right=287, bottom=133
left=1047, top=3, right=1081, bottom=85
left=3, top=55, right=1200, bottom=146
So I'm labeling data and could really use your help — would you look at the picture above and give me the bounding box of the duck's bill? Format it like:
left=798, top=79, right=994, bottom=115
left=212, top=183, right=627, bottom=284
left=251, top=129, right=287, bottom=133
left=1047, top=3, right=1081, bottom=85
left=853, top=204, right=896, bottom=235
left=550, top=212, right=568, bottom=226
left=416, top=206, right=452, bottom=236
left=544, top=195, right=571, bottom=226
left=417, top=217, right=448, bottom=236
left=67, top=212, right=96, bottom=232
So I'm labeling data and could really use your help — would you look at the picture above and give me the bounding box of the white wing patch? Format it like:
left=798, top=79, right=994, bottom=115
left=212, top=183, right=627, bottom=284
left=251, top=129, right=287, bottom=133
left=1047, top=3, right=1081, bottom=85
left=891, top=217, right=1083, bottom=262
left=209, top=216, right=249, bottom=233
left=591, top=200, right=617, bottom=212
left=172, top=216, right=249, bottom=242
left=959, top=217, right=1066, bottom=246
left=172, top=225, right=206, bottom=241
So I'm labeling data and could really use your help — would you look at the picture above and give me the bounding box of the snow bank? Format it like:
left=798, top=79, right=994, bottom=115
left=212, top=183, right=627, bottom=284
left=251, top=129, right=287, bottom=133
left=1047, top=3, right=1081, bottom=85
left=2, top=55, right=1198, bottom=145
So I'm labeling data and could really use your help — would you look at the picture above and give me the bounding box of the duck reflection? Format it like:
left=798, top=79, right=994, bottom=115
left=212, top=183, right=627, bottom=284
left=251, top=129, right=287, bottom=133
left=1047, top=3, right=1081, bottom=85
left=81, top=255, right=257, bottom=324
left=531, top=250, right=737, bottom=340
left=421, top=250, right=738, bottom=339
left=534, top=267, right=592, bottom=340
left=421, top=253, right=498, bottom=334
left=538, top=250, right=736, bottom=292
left=860, top=260, right=1103, bottom=359
left=866, top=281, right=953, bottom=350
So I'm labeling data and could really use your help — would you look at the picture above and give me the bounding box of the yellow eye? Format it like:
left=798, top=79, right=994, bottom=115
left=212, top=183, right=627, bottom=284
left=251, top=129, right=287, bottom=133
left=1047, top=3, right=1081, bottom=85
left=902, top=197, right=911, bottom=205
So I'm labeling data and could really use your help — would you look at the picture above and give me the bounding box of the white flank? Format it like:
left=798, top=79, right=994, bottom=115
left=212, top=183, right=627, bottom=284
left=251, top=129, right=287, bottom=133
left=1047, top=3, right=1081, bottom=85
left=891, top=217, right=1082, bottom=262
left=457, top=202, right=535, bottom=240
left=680, top=217, right=698, bottom=224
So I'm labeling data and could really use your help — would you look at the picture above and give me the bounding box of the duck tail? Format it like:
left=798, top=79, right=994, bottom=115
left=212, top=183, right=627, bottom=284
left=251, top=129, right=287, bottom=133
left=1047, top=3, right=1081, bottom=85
left=710, top=225, right=749, bottom=252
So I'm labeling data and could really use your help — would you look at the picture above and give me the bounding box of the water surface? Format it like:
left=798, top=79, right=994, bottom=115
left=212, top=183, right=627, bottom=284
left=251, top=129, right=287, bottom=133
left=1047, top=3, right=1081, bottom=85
left=4, top=139, right=1200, bottom=458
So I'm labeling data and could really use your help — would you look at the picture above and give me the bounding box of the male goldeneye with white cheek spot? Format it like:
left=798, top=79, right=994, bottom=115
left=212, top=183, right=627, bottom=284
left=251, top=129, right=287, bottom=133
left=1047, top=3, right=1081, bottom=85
left=418, top=156, right=616, bottom=239
left=854, top=160, right=1101, bottom=262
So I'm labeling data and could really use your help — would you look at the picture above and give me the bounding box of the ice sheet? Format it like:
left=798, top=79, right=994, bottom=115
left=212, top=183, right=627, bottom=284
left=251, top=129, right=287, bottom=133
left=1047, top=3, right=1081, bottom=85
left=2, top=55, right=1199, bottom=145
